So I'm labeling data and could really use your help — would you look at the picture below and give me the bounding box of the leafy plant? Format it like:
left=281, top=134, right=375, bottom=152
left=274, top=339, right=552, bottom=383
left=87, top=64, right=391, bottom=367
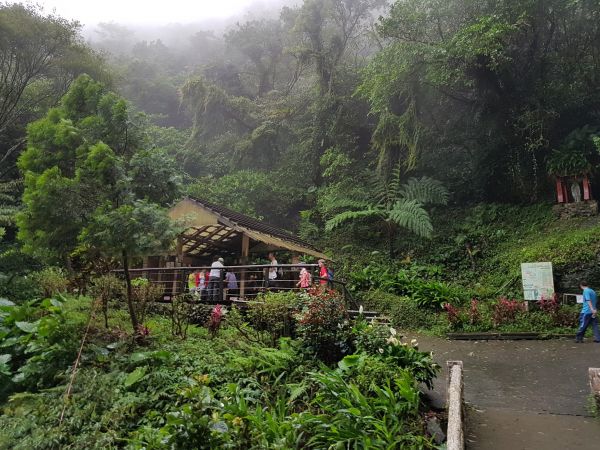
left=303, top=354, right=435, bottom=449
left=171, top=293, right=191, bottom=339
left=295, top=288, right=349, bottom=361
left=0, top=296, right=78, bottom=400
left=30, top=267, right=69, bottom=298
left=326, top=165, right=448, bottom=257
left=351, top=263, right=464, bottom=308
left=246, top=291, right=300, bottom=344
left=492, top=297, right=525, bottom=327
left=89, top=274, right=123, bottom=328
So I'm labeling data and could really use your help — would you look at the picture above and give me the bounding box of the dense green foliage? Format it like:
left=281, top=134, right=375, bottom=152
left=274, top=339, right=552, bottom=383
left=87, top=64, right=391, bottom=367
left=0, top=295, right=439, bottom=449
left=2, top=0, right=600, bottom=446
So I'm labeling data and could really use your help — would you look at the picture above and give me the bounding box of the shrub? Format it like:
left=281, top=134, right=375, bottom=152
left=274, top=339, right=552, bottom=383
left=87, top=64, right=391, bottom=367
left=129, top=277, right=163, bottom=326
left=349, top=263, right=465, bottom=309
left=171, top=293, right=192, bottom=338
left=295, top=288, right=349, bottom=361
left=350, top=320, right=438, bottom=388
left=492, top=297, right=525, bottom=327
left=538, top=295, right=578, bottom=328
left=89, top=274, right=123, bottom=328
left=188, top=303, right=214, bottom=324
left=30, top=267, right=69, bottom=298
left=361, top=290, right=438, bottom=330
left=443, top=303, right=462, bottom=330
left=0, top=296, right=79, bottom=401
left=246, top=291, right=300, bottom=344
left=389, top=297, right=440, bottom=330
left=0, top=274, right=41, bottom=303
left=351, top=316, right=390, bottom=354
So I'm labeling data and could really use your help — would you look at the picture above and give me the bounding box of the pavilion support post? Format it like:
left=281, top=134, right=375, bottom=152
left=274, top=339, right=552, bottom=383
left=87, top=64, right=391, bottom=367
left=142, top=256, right=150, bottom=280
left=240, top=234, right=250, bottom=298
left=172, top=237, right=184, bottom=297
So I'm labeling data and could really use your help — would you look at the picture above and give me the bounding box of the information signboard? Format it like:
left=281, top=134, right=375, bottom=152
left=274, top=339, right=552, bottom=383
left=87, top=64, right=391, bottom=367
left=521, top=262, right=554, bottom=300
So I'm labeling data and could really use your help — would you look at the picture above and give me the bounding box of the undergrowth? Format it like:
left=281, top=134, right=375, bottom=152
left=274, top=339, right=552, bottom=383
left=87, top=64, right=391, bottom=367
left=0, top=295, right=439, bottom=449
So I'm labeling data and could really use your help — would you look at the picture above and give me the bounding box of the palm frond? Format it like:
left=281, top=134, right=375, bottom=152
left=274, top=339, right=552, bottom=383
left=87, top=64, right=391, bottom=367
left=388, top=199, right=433, bottom=238
left=325, top=208, right=384, bottom=232
left=399, top=177, right=449, bottom=205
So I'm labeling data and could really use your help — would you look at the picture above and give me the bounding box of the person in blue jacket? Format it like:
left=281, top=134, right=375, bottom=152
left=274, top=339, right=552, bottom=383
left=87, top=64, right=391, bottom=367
left=575, top=281, right=600, bottom=343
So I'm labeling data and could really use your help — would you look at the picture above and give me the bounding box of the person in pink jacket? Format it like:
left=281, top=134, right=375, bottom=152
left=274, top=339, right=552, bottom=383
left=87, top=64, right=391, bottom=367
left=297, top=267, right=312, bottom=289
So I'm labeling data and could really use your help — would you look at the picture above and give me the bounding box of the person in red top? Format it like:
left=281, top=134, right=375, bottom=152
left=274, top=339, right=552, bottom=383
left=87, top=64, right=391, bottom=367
left=318, top=259, right=329, bottom=285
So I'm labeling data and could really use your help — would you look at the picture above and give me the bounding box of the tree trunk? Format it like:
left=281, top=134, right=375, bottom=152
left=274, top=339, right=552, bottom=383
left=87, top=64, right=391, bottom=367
left=64, top=254, right=74, bottom=277
left=387, top=221, right=395, bottom=260
left=122, top=250, right=139, bottom=333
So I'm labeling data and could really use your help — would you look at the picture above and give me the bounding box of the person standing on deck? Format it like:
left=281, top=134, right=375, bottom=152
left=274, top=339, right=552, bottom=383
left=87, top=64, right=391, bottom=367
left=297, top=266, right=312, bottom=289
left=318, top=259, right=329, bottom=286
left=224, top=270, right=238, bottom=299
left=575, top=280, right=600, bottom=343
left=198, top=269, right=207, bottom=301
left=188, top=269, right=201, bottom=297
left=208, top=257, right=224, bottom=302
left=268, top=252, right=279, bottom=288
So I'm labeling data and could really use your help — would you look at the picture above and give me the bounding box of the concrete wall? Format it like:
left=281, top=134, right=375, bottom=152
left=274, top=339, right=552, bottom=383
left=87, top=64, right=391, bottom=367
left=447, top=361, right=464, bottom=450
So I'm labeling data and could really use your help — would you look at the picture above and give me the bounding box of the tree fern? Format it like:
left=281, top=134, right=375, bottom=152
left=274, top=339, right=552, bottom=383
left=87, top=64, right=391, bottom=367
left=389, top=199, right=433, bottom=238
left=399, top=177, right=449, bottom=205
left=325, top=208, right=383, bottom=231
left=325, top=164, right=447, bottom=255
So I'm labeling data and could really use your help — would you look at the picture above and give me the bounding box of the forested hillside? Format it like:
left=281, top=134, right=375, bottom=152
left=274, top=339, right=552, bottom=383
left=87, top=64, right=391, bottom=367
left=3, top=0, right=600, bottom=250
left=2, top=1, right=600, bottom=447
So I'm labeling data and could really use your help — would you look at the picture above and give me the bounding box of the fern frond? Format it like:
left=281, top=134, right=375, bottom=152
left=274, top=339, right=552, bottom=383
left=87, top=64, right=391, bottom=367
left=399, top=177, right=449, bottom=205
left=325, top=208, right=384, bottom=231
left=389, top=199, right=433, bottom=238
left=288, top=382, right=310, bottom=403
left=388, top=164, right=404, bottom=198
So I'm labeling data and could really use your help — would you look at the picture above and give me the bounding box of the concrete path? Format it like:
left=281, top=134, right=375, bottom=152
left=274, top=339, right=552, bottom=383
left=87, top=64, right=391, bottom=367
left=409, top=335, right=600, bottom=449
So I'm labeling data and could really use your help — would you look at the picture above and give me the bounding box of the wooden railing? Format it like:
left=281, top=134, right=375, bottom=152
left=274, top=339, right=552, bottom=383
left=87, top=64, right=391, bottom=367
left=113, top=264, right=357, bottom=308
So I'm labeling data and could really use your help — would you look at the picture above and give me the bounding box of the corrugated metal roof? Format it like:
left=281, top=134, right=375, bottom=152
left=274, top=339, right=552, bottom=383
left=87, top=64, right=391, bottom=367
left=181, top=197, right=328, bottom=259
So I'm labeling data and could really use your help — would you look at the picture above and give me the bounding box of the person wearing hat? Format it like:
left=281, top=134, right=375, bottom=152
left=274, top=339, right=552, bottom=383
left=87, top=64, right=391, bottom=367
left=208, top=256, right=224, bottom=302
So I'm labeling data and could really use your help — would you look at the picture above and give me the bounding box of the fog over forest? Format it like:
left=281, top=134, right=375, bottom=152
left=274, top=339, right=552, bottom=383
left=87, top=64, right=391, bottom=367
left=2, top=2, right=600, bottom=447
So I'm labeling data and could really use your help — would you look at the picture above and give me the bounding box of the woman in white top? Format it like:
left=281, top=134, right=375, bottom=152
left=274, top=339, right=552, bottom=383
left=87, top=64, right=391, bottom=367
left=208, top=256, right=224, bottom=302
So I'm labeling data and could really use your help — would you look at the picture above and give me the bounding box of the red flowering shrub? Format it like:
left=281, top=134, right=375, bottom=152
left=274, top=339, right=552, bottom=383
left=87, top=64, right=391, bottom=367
left=443, top=303, right=461, bottom=329
left=469, top=299, right=481, bottom=325
left=492, top=297, right=525, bottom=326
left=539, top=294, right=559, bottom=317
left=208, top=304, right=224, bottom=337
left=539, top=294, right=577, bottom=327
left=295, top=288, right=348, bottom=360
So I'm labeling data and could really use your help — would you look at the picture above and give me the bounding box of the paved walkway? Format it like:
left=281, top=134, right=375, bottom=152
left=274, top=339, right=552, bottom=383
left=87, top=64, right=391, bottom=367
left=409, top=335, right=600, bottom=449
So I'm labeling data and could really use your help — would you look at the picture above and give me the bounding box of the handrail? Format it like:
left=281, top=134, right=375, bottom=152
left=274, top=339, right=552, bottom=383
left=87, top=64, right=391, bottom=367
left=111, top=264, right=356, bottom=308
left=114, top=263, right=320, bottom=272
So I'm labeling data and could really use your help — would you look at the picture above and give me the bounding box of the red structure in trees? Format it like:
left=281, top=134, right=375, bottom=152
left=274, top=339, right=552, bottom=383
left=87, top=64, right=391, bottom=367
left=555, top=175, right=592, bottom=203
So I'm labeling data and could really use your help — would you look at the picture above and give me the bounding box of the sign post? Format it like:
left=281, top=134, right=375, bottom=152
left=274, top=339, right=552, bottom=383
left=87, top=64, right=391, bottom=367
left=521, top=262, right=555, bottom=300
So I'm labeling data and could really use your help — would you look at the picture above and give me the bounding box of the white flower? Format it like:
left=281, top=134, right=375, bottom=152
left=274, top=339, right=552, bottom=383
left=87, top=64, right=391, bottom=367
left=378, top=348, right=384, bottom=354
left=386, top=336, right=399, bottom=346
left=359, top=305, right=364, bottom=315
left=410, top=339, right=418, bottom=347
left=389, top=327, right=397, bottom=336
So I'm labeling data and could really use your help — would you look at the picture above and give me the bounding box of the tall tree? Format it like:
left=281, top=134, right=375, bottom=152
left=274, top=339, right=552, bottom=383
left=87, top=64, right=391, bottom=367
left=360, top=0, right=600, bottom=201
left=0, top=3, right=109, bottom=176
left=17, top=75, right=181, bottom=332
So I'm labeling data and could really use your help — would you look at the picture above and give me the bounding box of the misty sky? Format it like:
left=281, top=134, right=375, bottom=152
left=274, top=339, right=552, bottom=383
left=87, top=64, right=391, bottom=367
left=40, top=0, right=264, bottom=24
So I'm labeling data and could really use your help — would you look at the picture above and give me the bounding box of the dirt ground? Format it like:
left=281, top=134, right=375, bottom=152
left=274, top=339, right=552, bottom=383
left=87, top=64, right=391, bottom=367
left=409, top=334, right=600, bottom=449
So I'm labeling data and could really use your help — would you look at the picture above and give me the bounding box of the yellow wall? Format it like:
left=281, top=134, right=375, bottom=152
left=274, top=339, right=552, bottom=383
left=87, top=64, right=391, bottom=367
left=169, top=198, right=220, bottom=228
